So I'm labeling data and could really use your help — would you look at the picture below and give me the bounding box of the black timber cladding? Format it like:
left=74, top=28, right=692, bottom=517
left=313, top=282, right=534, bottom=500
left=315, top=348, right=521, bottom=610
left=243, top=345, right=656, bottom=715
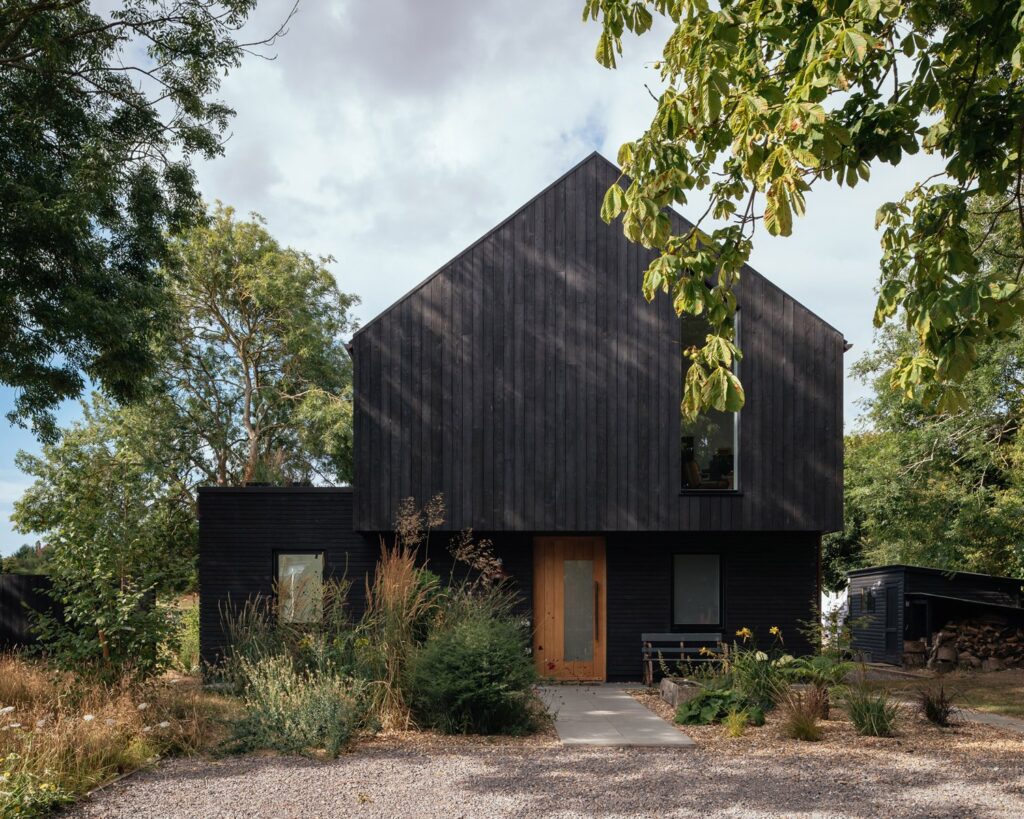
left=197, top=484, right=819, bottom=678
left=351, top=152, right=845, bottom=533
left=198, top=487, right=375, bottom=665
left=0, top=574, right=55, bottom=649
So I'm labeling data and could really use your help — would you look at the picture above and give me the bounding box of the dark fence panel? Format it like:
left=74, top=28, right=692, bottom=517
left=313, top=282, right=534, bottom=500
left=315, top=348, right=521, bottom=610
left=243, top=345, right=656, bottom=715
left=0, top=574, right=54, bottom=649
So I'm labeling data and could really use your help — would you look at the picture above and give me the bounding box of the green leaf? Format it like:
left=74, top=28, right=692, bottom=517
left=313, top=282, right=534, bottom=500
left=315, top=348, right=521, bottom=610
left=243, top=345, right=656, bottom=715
left=600, top=183, right=626, bottom=223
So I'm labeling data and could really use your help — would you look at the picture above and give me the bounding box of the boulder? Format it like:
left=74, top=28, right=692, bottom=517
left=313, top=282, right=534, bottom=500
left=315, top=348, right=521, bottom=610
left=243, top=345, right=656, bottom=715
left=959, top=652, right=982, bottom=669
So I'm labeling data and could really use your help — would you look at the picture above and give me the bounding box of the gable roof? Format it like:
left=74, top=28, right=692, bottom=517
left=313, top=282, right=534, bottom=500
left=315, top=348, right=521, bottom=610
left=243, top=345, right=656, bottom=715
left=350, top=152, right=845, bottom=343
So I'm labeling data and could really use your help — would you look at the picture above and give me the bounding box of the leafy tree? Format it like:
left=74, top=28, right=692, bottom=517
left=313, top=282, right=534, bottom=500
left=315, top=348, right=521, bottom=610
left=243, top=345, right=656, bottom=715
left=0, top=0, right=286, bottom=437
left=157, top=203, right=359, bottom=485
left=823, top=193, right=1024, bottom=587
left=584, top=0, right=1024, bottom=418
left=12, top=396, right=197, bottom=677
left=826, top=321, right=1024, bottom=585
left=1, top=543, right=49, bottom=575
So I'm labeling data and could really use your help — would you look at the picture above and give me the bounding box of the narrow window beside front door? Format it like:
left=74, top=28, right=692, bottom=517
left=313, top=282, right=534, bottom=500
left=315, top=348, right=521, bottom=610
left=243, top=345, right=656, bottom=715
left=563, top=559, right=594, bottom=661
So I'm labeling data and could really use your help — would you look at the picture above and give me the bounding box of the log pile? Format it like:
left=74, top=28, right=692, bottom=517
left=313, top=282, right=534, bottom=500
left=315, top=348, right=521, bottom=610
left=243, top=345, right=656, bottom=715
left=905, top=618, right=1024, bottom=672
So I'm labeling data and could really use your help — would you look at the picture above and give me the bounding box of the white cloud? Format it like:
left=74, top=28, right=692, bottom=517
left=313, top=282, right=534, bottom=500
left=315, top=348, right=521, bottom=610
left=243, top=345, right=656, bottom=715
left=0, top=1, right=950, bottom=552
left=193, top=0, right=944, bottom=428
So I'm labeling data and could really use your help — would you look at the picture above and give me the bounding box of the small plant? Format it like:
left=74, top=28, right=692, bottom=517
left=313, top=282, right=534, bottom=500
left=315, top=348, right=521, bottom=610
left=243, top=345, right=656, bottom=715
left=780, top=686, right=824, bottom=741
left=674, top=689, right=748, bottom=725
left=0, top=754, right=74, bottom=818
left=844, top=686, right=899, bottom=737
left=722, top=708, right=748, bottom=737
left=919, top=684, right=959, bottom=727
left=728, top=627, right=787, bottom=709
left=227, top=655, right=370, bottom=757
left=745, top=704, right=765, bottom=726
left=784, top=655, right=853, bottom=718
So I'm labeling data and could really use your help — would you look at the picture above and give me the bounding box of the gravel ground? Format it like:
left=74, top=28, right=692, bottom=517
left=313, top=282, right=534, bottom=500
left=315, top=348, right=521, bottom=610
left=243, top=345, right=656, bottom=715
left=65, top=714, right=1024, bottom=819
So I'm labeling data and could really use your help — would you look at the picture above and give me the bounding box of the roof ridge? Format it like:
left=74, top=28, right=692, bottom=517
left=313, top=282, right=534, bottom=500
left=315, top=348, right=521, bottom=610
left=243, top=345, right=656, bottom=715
left=350, top=151, right=610, bottom=342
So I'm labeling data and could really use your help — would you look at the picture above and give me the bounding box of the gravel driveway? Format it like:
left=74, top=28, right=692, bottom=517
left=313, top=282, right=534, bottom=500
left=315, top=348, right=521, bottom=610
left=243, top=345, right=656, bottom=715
left=66, top=725, right=1024, bottom=819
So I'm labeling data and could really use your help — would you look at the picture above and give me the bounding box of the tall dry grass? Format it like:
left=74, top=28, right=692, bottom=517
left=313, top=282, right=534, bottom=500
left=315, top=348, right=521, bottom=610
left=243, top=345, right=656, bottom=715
left=360, top=540, right=440, bottom=729
left=0, top=654, right=232, bottom=816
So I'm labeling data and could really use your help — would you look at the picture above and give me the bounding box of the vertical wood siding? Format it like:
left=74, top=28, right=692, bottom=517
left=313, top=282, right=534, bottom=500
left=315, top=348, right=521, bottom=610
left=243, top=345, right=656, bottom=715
left=848, top=568, right=904, bottom=664
left=351, top=153, right=844, bottom=533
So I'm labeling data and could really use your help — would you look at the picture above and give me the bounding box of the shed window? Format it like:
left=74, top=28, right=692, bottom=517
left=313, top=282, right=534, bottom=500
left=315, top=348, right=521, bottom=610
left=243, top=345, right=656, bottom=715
left=680, top=313, right=739, bottom=491
left=673, top=554, right=721, bottom=626
left=277, top=553, right=324, bottom=623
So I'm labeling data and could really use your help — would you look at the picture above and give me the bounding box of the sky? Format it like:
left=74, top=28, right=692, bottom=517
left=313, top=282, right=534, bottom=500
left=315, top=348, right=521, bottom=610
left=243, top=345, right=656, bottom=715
left=0, top=0, right=947, bottom=555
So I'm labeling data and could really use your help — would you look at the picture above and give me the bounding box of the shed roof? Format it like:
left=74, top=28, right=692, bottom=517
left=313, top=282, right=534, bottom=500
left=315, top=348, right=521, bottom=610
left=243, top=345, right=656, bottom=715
left=847, top=564, right=1023, bottom=586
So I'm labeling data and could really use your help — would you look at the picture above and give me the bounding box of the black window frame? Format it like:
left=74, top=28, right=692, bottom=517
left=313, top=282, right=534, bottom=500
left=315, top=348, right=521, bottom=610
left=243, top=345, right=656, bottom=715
left=670, top=552, right=725, bottom=630
left=273, top=549, right=326, bottom=624
left=679, top=310, right=741, bottom=495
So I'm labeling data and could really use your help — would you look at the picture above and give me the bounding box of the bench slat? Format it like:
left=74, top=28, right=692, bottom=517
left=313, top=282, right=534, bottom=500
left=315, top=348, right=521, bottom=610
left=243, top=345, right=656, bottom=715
left=641, top=632, right=721, bottom=642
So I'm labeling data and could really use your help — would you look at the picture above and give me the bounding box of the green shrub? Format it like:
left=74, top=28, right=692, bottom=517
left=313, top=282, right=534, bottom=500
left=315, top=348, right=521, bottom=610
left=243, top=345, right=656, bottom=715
left=844, top=686, right=899, bottom=737
left=722, top=708, right=748, bottom=737
left=228, top=655, right=371, bottom=757
left=170, top=605, right=200, bottom=674
left=674, top=689, right=748, bottom=725
left=919, top=684, right=958, bottom=727
left=745, top=704, right=765, bottom=726
left=407, top=613, right=538, bottom=735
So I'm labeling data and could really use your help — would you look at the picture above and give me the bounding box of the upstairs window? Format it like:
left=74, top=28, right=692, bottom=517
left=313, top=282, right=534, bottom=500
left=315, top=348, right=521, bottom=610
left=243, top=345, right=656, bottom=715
left=680, top=312, right=740, bottom=491
left=276, top=552, right=324, bottom=623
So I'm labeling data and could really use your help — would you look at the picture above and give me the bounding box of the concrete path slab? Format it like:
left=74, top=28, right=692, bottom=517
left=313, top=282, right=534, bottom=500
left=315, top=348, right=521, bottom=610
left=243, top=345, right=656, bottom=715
left=959, top=709, right=1024, bottom=734
left=539, top=684, right=695, bottom=747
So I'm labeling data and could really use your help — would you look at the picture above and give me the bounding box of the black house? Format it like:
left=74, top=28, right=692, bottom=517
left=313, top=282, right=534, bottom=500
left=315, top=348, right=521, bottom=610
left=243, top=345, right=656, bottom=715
left=199, top=153, right=847, bottom=679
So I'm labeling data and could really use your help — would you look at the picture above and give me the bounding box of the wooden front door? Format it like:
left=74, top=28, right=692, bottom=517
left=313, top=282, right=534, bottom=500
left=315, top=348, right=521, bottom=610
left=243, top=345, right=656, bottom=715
left=532, top=536, right=606, bottom=681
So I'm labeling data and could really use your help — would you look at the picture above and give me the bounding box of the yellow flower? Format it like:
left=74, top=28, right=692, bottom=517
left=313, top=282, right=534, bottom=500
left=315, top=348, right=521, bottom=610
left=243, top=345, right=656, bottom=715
left=769, top=626, right=780, bottom=636
left=735, top=627, right=753, bottom=640
left=699, top=646, right=714, bottom=657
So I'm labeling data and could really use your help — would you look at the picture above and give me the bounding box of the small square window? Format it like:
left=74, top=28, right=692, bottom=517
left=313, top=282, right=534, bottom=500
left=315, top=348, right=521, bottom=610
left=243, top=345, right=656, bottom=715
left=276, top=553, right=324, bottom=623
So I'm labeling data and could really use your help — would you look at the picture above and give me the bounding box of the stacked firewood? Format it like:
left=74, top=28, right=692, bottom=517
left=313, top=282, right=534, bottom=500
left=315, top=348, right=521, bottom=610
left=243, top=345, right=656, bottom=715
left=906, top=618, right=1024, bottom=672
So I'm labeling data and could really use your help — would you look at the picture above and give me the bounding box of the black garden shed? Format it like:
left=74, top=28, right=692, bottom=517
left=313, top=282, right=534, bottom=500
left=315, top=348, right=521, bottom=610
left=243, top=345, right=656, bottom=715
left=847, top=564, right=1024, bottom=666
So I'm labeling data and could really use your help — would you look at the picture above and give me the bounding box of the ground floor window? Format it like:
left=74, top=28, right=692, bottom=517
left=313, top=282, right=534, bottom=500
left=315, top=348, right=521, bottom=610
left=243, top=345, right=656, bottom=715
left=276, top=552, right=324, bottom=623
left=673, top=553, right=721, bottom=627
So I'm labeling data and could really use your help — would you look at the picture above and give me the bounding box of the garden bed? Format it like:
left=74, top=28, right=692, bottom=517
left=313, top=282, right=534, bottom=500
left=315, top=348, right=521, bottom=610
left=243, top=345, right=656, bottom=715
left=630, top=687, right=1024, bottom=757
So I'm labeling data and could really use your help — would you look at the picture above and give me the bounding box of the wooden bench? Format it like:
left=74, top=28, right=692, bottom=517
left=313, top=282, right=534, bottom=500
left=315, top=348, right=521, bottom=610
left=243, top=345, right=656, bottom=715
left=641, top=632, right=723, bottom=686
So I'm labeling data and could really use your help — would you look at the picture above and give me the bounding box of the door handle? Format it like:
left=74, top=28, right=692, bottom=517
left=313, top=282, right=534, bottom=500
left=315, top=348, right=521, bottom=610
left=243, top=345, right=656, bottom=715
left=594, top=579, right=599, bottom=641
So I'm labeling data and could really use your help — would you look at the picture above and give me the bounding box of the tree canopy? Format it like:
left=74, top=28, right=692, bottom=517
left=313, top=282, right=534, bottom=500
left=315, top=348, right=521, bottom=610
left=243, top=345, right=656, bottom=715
left=584, top=0, right=1024, bottom=419
left=13, top=395, right=197, bottom=676
left=12, top=203, right=359, bottom=673
left=157, top=203, right=359, bottom=485
left=824, top=317, right=1024, bottom=589
left=0, top=0, right=284, bottom=437
left=822, top=193, right=1024, bottom=588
